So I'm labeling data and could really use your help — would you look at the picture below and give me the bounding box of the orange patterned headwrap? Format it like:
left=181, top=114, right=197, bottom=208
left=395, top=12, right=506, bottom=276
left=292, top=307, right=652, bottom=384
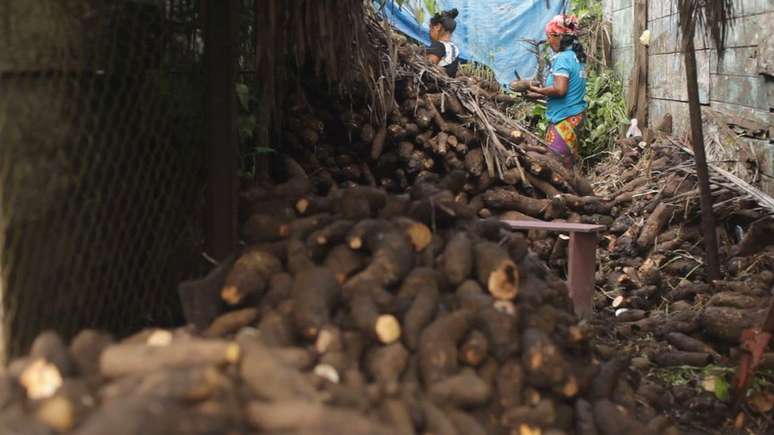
left=545, top=14, right=580, bottom=36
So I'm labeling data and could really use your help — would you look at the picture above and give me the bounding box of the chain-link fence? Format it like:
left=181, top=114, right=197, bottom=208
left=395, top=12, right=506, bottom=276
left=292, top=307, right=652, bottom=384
left=0, top=0, right=208, bottom=359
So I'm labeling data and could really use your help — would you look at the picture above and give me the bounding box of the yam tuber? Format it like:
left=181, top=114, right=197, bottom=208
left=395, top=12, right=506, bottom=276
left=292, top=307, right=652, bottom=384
left=221, top=248, right=281, bottom=306
left=418, top=310, right=475, bottom=385
left=292, top=267, right=340, bottom=339
left=474, top=241, right=519, bottom=300
left=442, top=232, right=473, bottom=286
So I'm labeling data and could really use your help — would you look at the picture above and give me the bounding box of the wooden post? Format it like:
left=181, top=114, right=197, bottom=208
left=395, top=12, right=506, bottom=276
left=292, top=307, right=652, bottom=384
left=682, top=26, right=721, bottom=281
left=204, top=0, right=239, bottom=260
left=628, top=0, right=648, bottom=127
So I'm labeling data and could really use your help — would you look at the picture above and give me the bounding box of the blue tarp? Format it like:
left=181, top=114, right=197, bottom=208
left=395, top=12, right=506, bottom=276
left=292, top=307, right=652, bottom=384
left=376, top=0, right=568, bottom=85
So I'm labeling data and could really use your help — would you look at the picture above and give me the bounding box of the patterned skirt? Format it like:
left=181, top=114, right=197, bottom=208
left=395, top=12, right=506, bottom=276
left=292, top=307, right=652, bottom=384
left=545, top=113, right=585, bottom=168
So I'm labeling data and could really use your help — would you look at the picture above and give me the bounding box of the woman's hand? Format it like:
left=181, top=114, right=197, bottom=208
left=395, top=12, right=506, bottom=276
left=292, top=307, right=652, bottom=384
left=526, top=91, right=544, bottom=100
left=528, top=85, right=544, bottom=95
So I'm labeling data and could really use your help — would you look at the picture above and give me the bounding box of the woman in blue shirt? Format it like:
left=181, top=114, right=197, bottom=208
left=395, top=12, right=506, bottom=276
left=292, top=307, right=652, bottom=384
left=528, top=15, right=588, bottom=168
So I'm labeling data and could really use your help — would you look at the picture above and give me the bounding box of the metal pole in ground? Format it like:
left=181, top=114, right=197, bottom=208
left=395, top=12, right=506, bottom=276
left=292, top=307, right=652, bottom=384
left=204, top=0, right=239, bottom=260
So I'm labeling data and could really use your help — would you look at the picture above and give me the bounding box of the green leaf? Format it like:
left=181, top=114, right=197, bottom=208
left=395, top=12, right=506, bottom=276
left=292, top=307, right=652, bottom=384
left=236, top=83, right=250, bottom=111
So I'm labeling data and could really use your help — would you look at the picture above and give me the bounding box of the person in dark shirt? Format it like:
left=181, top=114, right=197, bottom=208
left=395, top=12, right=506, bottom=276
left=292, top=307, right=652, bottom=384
left=426, top=8, right=460, bottom=77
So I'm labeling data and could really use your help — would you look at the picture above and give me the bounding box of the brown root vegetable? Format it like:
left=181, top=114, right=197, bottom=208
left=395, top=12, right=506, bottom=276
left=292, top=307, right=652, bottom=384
left=287, top=239, right=316, bottom=276
left=665, top=332, right=717, bottom=355
left=69, top=330, right=114, bottom=377
left=588, top=357, right=628, bottom=400
left=477, top=306, right=519, bottom=362
left=99, top=339, right=240, bottom=378
left=365, top=343, right=409, bottom=388
left=700, top=306, right=765, bottom=342
left=309, top=220, right=355, bottom=248
left=371, top=126, right=388, bottom=160
left=323, top=244, right=367, bottom=284
left=292, top=267, right=340, bottom=339
left=428, top=368, right=491, bottom=407
left=381, top=399, right=417, bottom=435
left=474, top=241, right=519, bottom=300
left=204, top=308, right=258, bottom=338
left=483, top=188, right=565, bottom=219
left=636, top=203, right=675, bottom=249
left=30, top=332, right=74, bottom=377
left=346, top=219, right=385, bottom=250
left=239, top=337, right=323, bottom=402
left=272, top=176, right=312, bottom=200
left=260, top=273, right=293, bottom=311
left=221, top=248, right=282, bottom=306
left=455, top=280, right=493, bottom=311
left=521, top=328, right=566, bottom=389
left=178, top=262, right=230, bottom=329
left=424, top=94, right=448, bottom=132
left=245, top=400, right=391, bottom=435
left=340, top=187, right=388, bottom=220
left=447, top=410, right=486, bottom=435
left=399, top=269, right=440, bottom=350
left=575, top=399, right=599, bottom=435
left=465, top=148, right=485, bottom=176
left=592, top=399, right=653, bottom=435
left=287, top=213, right=332, bottom=240
left=346, top=229, right=414, bottom=289
left=296, top=194, right=334, bottom=216
left=351, top=291, right=402, bottom=344
left=258, top=310, right=297, bottom=347
left=420, top=399, right=459, bottom=435
left=393, top=217, right=433, bottom=252
left=241, top=213, right=288, bottom=243
left=460, top=330, right=489, bottom=367
left=442, top=232, right=473, bottom=286
left=418, top=310, right=475, bottom=385
left=497, top=361, right=524, bottom=409
left=653, top=352, right=712, bottom=367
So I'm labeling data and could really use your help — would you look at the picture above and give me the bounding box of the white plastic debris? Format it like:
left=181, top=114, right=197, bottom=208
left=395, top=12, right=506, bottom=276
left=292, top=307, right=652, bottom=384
left=639, top=30, right=651, bottom=46
left=626, top=118, right=643, bottom=138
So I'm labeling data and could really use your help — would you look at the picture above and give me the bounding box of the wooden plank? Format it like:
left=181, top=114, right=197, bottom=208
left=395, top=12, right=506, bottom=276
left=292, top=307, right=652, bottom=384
left=568, top=232, right=598, bottom=318
left=710, top=74, right=768, bottom=110
left=500, top=219, right=605, bottom=234
left=204, top=0, right=239, bottom=260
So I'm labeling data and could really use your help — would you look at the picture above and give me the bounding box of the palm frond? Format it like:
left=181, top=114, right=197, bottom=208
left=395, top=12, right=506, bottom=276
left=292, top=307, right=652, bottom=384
left=678, top=0, right=734, bottom=51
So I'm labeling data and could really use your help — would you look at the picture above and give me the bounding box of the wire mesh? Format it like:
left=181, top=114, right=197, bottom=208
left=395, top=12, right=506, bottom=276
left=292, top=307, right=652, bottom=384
left=0, top=0, right=206, bottom=358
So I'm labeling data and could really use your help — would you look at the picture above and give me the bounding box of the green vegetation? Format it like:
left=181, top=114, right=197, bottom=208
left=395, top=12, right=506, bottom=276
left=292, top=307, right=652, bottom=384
left=651, top=366, right=774, bottom=403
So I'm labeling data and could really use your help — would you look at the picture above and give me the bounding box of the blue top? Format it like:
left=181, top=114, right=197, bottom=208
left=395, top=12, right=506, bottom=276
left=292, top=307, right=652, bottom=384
left=545, top=49, right=587, bottom=124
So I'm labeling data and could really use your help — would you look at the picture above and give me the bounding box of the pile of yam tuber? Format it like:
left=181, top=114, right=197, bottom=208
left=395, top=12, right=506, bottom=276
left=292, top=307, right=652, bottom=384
left=0, top=179, right=673, bottom=435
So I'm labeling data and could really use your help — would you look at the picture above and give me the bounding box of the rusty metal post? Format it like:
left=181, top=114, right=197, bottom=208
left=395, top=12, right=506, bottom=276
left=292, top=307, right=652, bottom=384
left=204, top=0, right=239, bottom=260
left=682, top=26, right=721, bottom=281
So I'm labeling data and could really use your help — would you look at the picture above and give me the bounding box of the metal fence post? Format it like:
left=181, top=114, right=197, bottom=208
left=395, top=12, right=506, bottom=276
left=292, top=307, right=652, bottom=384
left=204, top=0, right=239, bottom=260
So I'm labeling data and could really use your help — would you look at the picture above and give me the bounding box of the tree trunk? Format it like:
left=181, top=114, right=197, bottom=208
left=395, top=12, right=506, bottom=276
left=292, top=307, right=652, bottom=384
left=682, top=29, right=721, bottom=281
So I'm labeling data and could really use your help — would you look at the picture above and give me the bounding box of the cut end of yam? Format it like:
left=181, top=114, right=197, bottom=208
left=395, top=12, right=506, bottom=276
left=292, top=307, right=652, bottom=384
left=296, top=198, right=310, bottom=214
left=221, top=285, right=242, bottom=306
left=349, top=238, right=364, bottom=250
left=375, top=315, right=402, bottom=344
left=225, top=343, right=241, bottom=364
left=561, top=376, right=579, bottom=397
left=487, top=262, right=519, bottom=301
left=278, top=224, right=290, bottom=238
left=405, top=223, right=433, bottom=252
left=20, top=359, right=63, bottom=400
left=36, top=396, right=75, bottom=432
